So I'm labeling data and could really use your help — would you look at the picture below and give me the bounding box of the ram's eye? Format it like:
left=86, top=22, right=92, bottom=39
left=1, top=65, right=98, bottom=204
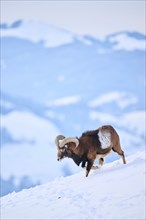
left=61, top=148, right=65, bottom=152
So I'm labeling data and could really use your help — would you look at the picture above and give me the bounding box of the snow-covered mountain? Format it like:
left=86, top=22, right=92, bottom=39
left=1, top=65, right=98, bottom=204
left=1, top=151, right=145, bottom=220
left=0, top=20, right=145, bottom=197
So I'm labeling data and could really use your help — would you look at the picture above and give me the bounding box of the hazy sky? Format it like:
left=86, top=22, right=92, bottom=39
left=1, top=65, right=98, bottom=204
left=1, top=1, right=145, bottom=38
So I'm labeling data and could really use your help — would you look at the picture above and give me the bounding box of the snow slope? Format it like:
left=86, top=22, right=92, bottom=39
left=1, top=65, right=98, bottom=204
left=1, top=151, right=145, bottom=220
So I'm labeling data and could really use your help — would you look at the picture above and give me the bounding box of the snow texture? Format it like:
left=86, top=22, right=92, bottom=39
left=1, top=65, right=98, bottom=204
left=1, top=151, right=145, bottom=220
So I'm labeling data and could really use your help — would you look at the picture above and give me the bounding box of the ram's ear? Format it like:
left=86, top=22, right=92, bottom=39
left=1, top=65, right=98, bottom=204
left=64, top=144, right=68, bottom=149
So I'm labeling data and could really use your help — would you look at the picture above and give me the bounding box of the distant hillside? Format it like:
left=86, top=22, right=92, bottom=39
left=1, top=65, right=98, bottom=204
left=1, top=20, right=145, bottom=105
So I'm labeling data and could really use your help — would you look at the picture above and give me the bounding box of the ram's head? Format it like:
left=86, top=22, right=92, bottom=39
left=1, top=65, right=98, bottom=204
left=55, top=135, right=79, bottom=161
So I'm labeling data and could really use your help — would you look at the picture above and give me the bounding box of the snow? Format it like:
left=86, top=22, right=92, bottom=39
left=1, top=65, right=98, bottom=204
left=120, top=111, right=146, bottom=136
left=1, top=111, right=59, bottom=144
left=1, top=20, right=75, bottom=48
left=1, top=99, right=15, bottom=109
left=1, top=110, right=82, bottom=186
left=1, top=20, right=93, bottom=48
left=46, top=95, right=81, bottom=107
left=2, top=20, right=145, bottom=51
left=45, top=110, right=65, bottom=122
left=1, top=111, right=63, bottom=181
left=90, top=111, right=117, bottom=123
left=1, top=151, right=145, bottom=220
left=109, top=33, right=146, bottom=51
left=89, top=110, right=145, bottom=137
left=88, top=91, right=138, bottom=109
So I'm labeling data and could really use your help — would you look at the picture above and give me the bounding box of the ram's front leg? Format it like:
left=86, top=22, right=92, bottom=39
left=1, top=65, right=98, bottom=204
left=86, top=160, right=94, bottom=177
left=81, top=161, right=86, bottom=168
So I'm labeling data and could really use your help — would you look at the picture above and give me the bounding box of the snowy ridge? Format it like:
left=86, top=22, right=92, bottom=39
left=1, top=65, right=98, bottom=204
left=1, top=20, right=75, bottom=47
left=109, top=33, right=146, bottom=51
left=1, top=151, right=145, bottom=220
left=88, top=91, right=138, bottom=109
left=1, top=111, right=59, bottom=145
left=1, top=20, right=145, bottom=50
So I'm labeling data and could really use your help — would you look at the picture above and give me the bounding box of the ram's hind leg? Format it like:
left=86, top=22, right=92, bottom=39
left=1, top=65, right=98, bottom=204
left=98, top=158, right=104, bottom=168
left=120, top=150, right=126, bottom=164
left=112, top=144, right=126, bottom=164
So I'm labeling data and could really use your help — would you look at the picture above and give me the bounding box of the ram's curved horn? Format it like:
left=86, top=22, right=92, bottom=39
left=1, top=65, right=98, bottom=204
left=59, top=137, right=79, bottom=148
left=55, top=135, right=65, bottom=146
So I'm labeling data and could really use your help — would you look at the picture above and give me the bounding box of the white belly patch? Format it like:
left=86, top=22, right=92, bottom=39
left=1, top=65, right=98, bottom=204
left=98, top=130, right=111, bottom=149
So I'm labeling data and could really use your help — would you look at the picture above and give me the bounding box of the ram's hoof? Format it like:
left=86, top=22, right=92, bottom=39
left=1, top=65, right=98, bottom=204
left=82, top=165, right=99, bottom=170
left=85, top=171, right=89, bottom=177
left=91, top=165, right=98, bottom=170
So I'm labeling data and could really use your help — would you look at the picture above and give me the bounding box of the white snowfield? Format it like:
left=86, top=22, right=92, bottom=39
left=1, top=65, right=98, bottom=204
left=1, top=151, right=145, bottom=220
